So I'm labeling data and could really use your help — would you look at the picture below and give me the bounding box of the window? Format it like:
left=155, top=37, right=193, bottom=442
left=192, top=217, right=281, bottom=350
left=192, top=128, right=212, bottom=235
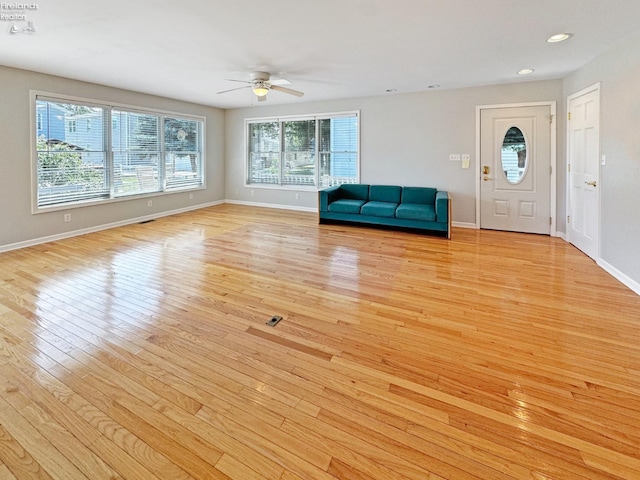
left=247, top=111, right=359, bottom=188
left=112, top=109, right=161, bottom=196
left=36, top=101, right=108, bottom=207
left=164, top=117, right=203, bottom=190
left=34, top=95, right=205, bottom=210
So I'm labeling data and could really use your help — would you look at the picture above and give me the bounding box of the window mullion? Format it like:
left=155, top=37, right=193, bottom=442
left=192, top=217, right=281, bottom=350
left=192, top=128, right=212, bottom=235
left=106, top=108, right=114, bottom=196
left=279, top=120, right=285, bottom=186
left=315, top=119, right=320, bottom=188
left=159, top=115, right=166, bottom=190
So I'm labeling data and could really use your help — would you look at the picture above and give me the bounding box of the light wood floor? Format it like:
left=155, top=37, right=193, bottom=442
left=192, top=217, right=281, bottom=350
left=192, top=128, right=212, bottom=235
left=1, top=204, right=639, bottom=480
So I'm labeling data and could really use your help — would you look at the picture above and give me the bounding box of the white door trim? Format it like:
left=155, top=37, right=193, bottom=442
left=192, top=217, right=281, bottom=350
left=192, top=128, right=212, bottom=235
left=566, top=82, right=601, bottom=259
left=475, top=101, right=557, bottom=234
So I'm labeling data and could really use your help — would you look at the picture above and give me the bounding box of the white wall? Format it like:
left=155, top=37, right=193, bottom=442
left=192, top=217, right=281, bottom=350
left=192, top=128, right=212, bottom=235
left=563, top=30, right=640, bottom=287
left=224, top=80, right=563, bottom=226
left=0, top=65, right=225, bottom=250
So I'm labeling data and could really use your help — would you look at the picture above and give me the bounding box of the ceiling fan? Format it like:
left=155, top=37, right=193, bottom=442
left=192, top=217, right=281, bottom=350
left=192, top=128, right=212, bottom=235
left=217, top=71, right=304, bottom=102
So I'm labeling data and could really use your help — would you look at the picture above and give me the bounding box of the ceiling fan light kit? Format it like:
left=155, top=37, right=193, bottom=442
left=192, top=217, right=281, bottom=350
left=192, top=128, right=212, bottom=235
left=252, top=81, right=269, bottom=97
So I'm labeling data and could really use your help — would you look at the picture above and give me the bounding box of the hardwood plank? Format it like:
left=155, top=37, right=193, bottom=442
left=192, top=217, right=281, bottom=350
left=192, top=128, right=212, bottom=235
left=0, top=397, right=88, bottom=480
left=0, top=463, right=17, bottom=480
left=0, top=423, right=53, bottom=480
left=214, top=454, right=269, bottom=480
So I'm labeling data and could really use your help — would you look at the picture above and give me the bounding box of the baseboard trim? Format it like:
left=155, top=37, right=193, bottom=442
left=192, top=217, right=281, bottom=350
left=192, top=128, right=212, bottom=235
left=224, top=199, right=317, bottom=213
left=0, top=201, right=224, bottom=254
left=597, top=258, right=640, bottom=297
left=452, top=221, right=477, bottom=229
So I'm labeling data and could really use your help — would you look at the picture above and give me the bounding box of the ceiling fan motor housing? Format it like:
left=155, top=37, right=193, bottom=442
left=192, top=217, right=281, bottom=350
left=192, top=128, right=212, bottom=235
left=250, top=71, right=271, bottom=82
left=253, top=80, right=270, bottom=89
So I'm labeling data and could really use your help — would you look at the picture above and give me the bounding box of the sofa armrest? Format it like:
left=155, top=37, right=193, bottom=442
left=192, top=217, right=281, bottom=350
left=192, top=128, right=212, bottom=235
left=435, top=191, right=451, bottom=239
left=435, top=191, right=449, bottom=223
left=319, top=185, right=341, bottom=212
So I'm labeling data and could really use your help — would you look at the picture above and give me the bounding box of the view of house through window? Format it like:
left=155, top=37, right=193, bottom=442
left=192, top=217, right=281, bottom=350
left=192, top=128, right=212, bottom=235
left=247, top=112, right=359, bottom=188
left=34, top=96, right=204, bottom=210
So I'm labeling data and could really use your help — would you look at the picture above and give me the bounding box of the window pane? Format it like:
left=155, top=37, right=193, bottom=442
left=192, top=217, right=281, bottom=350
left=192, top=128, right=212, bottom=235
left=283, top=120, right=315, bottom=186
left=36, top=100, right=108, bottom=207
left=112, top=110, right=160, bottom=196
left=164, top=117, right=203, bottom=190
left=248, top=122, right=280, bottom=184
left=319, top=116, right=358, bottom=187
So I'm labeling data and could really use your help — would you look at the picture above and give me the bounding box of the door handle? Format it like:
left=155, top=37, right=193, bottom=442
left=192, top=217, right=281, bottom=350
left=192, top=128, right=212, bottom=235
left=483, top=176, right=492, bottom=181
left=584, top=180, right=597, bottom=187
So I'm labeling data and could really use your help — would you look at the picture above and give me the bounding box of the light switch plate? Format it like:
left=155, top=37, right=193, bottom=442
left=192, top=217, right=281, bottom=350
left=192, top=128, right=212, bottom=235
left=449, top=154, right=461, bottom=162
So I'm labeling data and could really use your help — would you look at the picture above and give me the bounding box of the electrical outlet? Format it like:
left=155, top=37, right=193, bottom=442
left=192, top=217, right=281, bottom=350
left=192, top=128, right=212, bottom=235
left=251, top=190, right=255, bottom=196
left=295, top=193, right=300, bottom=200
left=147, top=200, right=153, bottom=207
left=64, top=213, right=71, bottom=222
left=189, top=193, right=194, bottom=200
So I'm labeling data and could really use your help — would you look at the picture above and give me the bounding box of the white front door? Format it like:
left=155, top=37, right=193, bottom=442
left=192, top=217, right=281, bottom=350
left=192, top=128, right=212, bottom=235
left=567, top=85, right=600, bottom=260
left=480, top=105, right=552, bottom=234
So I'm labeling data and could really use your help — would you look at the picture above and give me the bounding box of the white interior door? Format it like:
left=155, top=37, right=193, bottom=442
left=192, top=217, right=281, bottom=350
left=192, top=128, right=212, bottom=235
left=480, top=105, right=551, bottom=234
left=567, top=85, right=600, bottom=260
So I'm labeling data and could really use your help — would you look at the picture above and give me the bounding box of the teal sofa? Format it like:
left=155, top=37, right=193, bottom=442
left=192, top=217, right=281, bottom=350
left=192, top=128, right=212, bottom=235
left=319, top=184, right=451, bottom=238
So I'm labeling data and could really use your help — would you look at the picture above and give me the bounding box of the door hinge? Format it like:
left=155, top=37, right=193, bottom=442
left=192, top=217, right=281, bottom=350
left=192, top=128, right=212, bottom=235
left=568, top=164, right=571, bottom=172
left=550, top=165, right=553, bottom=175
left=568, top=112, right=571, bottom=121
left=567, top=215, right=570, bottom=223
left=549, top=217, right=552, bottom=225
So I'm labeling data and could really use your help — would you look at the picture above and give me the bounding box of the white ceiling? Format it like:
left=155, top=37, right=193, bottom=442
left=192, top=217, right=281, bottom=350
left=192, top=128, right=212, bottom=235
left=2, top=0, right=640, bottom=109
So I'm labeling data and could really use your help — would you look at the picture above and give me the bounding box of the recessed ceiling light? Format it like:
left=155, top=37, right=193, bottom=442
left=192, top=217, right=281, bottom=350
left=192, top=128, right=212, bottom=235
left=385, top=88, right=397, bottom=93
left=427, top=84, right=440, bottom=89
left=547, top=33, right=573, bottom=43
left=517, top=68, right=534, bottom=75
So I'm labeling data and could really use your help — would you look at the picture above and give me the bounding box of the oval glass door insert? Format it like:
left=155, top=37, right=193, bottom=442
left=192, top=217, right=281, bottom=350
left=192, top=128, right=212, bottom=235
left=501, top=126, right=527, bottom=184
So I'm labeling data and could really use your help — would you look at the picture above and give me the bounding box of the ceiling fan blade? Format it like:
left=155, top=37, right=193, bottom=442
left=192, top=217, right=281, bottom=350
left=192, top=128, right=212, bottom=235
left=258, top=95, right=267, bottom=102
left=224, top=79, right=251, bottom=84
left=271, top=78, right=292, bottom=86
left=217, top=85, right=251, bottom=95
left=270, top=85, right=304, bottom=97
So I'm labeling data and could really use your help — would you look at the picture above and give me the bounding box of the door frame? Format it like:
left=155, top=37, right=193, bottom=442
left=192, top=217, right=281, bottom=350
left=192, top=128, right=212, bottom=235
left=475, top=101, right=557, bottom=234
left=566, top=83, right=601, bottom=259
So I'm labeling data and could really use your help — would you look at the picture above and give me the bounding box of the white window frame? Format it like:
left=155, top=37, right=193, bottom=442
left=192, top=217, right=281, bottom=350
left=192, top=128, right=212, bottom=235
left=245, top=110, right=360, bottom=190
left=31, top=91, right=206, bottom=213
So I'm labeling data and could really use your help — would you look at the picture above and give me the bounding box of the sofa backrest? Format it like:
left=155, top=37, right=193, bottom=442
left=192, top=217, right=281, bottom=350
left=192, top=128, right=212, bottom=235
left=339, top=183, right=370, bottom=200
left=369, top=185, right=402, bottom=203
left=401, top=187, right=437, bottom=205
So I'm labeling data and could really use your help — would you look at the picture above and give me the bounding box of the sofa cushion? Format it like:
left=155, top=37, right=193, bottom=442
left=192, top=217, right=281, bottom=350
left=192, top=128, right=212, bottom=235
left=339, top=183, right=370, bottom=200
left=396, top=203, right=436, bottom=222
left=401, top=187, right=437, bottom=205
left=361, top=201, right=398, bottom=218
left=369, top=185, right=402, bottom=203
left=328, top=199, right=366, bottom=214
